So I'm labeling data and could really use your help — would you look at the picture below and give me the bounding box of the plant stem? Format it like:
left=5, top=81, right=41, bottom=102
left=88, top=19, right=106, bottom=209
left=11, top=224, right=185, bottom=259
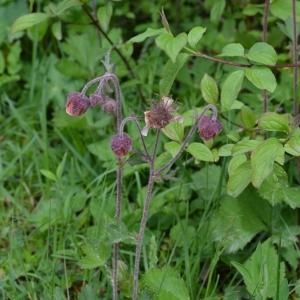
left=292, top=0, right=298, bottom=116
left=132, top=130, right=160, bottom=300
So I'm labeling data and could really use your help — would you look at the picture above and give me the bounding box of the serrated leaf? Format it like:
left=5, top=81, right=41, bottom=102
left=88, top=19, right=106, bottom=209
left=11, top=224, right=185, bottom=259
left=218, top=43, right=244, bottom=57
left=164, top=141, right=181, bottom=158
left=251, top=138, right=283, bottom=188
left=97, top=4, right=113, bottom=31
left=227, top=161, right=252, bottom=197
left=162, top=121, right=184, bottom=142
left=156, top=33, right=187, bottom=63
left=11, top=13, right=50, bottom=35
left=200, top=73, right=218, bottom=105
left=258, top=112, right=290, bottom=133
left=218, top=144, right=234, bottom=156
left=187, top=26, right=206, bottom=48
left=221, top=70, right=244, bottom=111
left=245, top=66, right=276, bottom=93
left=245, top=42, right=277, bottom=66
left=228, top=154, right=247, bottom=176
left=186, top=143, right=214, bottom=162
left=40, top=169, right=57, bottom=181
left=241, top=106, right=255, bottom=129
left=106, top=218, right=137, bottom=244
left=159, top=53, right=189, bottom=95
left=231, top=139, right=260, bottom=156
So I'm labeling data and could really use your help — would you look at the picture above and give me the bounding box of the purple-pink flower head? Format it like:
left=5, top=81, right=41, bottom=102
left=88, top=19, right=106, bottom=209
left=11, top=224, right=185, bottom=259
left=141, top=96, right=183, bottom=136
left=89, top=92, right=107, bottom=107
left=110, top=133, right=132, bottom=158
left=198, top=116, right=223, bottom=142
left=102, top=99, right=117, bottom=115
left=65, top=92, right=90, bottom=116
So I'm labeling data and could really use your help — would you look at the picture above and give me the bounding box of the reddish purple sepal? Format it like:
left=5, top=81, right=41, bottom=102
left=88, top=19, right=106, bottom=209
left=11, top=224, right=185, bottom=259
left=110, top=133, right=132, bottom=157
left=199, top=116, right=223, bottom=141
left=65, top=92, right=90, bottom=116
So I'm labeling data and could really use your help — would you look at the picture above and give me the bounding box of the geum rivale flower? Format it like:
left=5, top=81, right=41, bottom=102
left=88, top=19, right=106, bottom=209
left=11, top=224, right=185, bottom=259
left=198, top=115, right=223, bottom=141
left=65, top=92, right=90, bottom=116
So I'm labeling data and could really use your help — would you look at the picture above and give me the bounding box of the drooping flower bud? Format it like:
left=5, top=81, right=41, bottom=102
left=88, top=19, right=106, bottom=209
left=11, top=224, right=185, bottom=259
left=89, top=92, right=107, bottom=107
left=102, top=99, right=117, bottom=115
left=110, top=133, right=132, bottom=158
left=65, top=92, right=90, bottom=116
left=198, top=116, right=223, bottom=141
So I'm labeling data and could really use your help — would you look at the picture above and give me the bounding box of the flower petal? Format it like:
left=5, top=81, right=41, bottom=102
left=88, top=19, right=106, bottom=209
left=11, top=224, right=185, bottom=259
left=141, top=125, right=150, bottom=136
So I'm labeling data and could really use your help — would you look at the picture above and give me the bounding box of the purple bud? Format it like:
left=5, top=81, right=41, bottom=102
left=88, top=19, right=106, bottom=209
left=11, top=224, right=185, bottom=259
left=102, top=99, right=116, bottom=115
left=110, top=133, right=132, bottom=158
left=89, top=92, right=107, bottom=107
left=198, top=116, right=223, bottom=141
left=65, top=92, right=90, bottom=116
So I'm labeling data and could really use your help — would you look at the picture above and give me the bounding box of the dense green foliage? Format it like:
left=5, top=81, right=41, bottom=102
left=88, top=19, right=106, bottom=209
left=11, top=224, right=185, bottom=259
left=2, top=0, right=300, bottom=299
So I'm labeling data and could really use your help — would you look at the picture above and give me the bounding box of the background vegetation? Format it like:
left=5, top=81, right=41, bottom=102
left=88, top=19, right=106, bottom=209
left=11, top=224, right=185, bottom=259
left=1, top=0, right=300, bottom=299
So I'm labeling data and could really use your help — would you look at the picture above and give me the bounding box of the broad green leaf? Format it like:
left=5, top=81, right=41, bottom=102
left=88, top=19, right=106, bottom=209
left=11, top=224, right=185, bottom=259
left=55, top=59, right=89, bottom=78
left=186, top=143, right=214, bottom=162
left=245, top=42, right=277, bottom=66
left=126, top=28, right=168, bottom=48
left=187, top=26, right=206, bottom=48
left=144, top=267, right=190, bottom=300
left=55, top=0, right=82, bottom=16
left=241, top=106, right=255, bottom=129
left=227, top=131, right=240, bottom=142
left=210, top=0, right=226, bottom=25
left=40, top=169, right=57, bottom=181
left=106, top=218, right=137, bottom=244
left=228, top=154, right=247, bottom=176
left=218, top=43, right=244, bottom=57
left=78, top=239, right=111, bottom=269
left=258, top=112, right=290, bottom=133
left=221, top=70, right=244, bottom=111
left=245, top=66, right=276, bottom=93
left=225, top=100, right=244, bottom=111
left=218, top=144, right=234, bottom=156
left=156, top=33, right=188, bottom=63
left=227, top=161, right=252, bottom=197
left=231, top=139, right=260, bottom=156
left=284, top=143, right=300, bottom=156
left=11, top=13, right=50, bottom=35
left=251, top=138, right=283, bottom=188
left=162, top=121, right=184, bottom=142
left=270, top=0, right=300, bottom=21
left=52, top=21, right=62, bottom=40
left=231, top=262, right=252, bottom=286
left=159, top=53, right=189, bottom=95
left=97, top=4, right=113, bottom=31
left=164, top=141, right=181, bottom=158
left=243, top=5, right=259, bottom=16
left=288, top=137, right=300, bottom=153
left=200, top=73, right=218, bottom=105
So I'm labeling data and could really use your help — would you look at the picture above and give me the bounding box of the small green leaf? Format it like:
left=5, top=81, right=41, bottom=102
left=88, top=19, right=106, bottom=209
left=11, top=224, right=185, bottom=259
left=186, top=143, right=214, bottom=162
left=221, top=70, right=244, bottom=111
left=218, top=144, right=234, bottom=156
left=164, top=141, right=181, bottom=158
left=156, top=33, right=187, bottom=63
left=258, top=112, right=290, bottom=133
left=162, top=121, right=184, bottom=142
left=55, top=0, right=82, bottom=16
left=245, top=42, right=277, bottom=66
left=241, top=106, right=255, bottom=129
left=40, top=169, right=57, bottom=181
left=288, top=137, right=300, bottom=153
left=200, top=73, right=218, bottom=105
left=231, top=261, right=253, bottom=286
left=227, top=161, right=252, bottom=197
left=155, top=152, right=173, bottom=172
left=251, top=138, right=283, bottom=188
left=227, top=131, right=240, bottom=142
left=126, top=28, right=168, bottom=48
left=106, top=218, right=137, bottom=244
left=97, top=4, right=113, bottom=31
left=243, top=5, right=259, bottom=16
left=245, top=66, right=276, bottom=93
left=159, top=53, right=189, bottom=95
left=218, top=43, right=244, bottom=57
left=210, top=0, right=226, bottom=25
left=56, top=152, right=67, bottom=179
left=284, top=143, right=300, bottom=156
left=228, top=154, right=247, bottom=176
left=11, top=13, right=50, bottom=35
left=187, top=26, right=206, bottom=48
left=232, top=139, right=260, bottom=156
left=52, top=21, right=62, bottom=40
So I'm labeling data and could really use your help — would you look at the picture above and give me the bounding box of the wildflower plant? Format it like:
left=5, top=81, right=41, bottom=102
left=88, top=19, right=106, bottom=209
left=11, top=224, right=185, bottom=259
left=65, top=47, right=222, bottom=299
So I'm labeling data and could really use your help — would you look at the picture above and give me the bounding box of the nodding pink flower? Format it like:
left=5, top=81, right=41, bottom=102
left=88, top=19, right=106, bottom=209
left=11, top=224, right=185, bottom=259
left=89, top=92, right=107, bottom=107
left=102, top=99, right=117, bottom=115
left=198, top=116, right=223, bottom=141
left=65, top=92, right=90, bottom=116
left=110, top=133, right=132, bottom=158
left=141, top=96, right=183, bottom=136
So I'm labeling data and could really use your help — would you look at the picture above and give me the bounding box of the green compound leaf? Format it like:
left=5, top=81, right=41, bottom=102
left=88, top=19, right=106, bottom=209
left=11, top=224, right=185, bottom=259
left=227, top=161, right=252, bottom=197
left=231, top=139, right=260, bottom=156
left=164, top=141, right=181, bottom=158
left=251, top=138, right=283, bottom=188
left=144, top=267, right=190, bottom=300
left=187, top=26, right=206, bottom=48
left=218, top=43, right=245, bottom=57
left=156, top=33, right=187, bottom=63
left=200, top=73, right=219, bottom=105
left=258, top=112, right=290, bottom=133
left=245, top=42, right=277, bottom=65
left=221, top=70, right=244, bottom=111
left=11, top=13, right=50, bottom=35
left=186, top=143, right=214, bottom=162
left=241, top=105, right=255, bottom=129
left=245, top=66, right=276, bottom=93
left=78, top=238, right=111, bottom=269
left=159, top=53, right=189, bottom=95
left=97, top=4, right=113, bottom=31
